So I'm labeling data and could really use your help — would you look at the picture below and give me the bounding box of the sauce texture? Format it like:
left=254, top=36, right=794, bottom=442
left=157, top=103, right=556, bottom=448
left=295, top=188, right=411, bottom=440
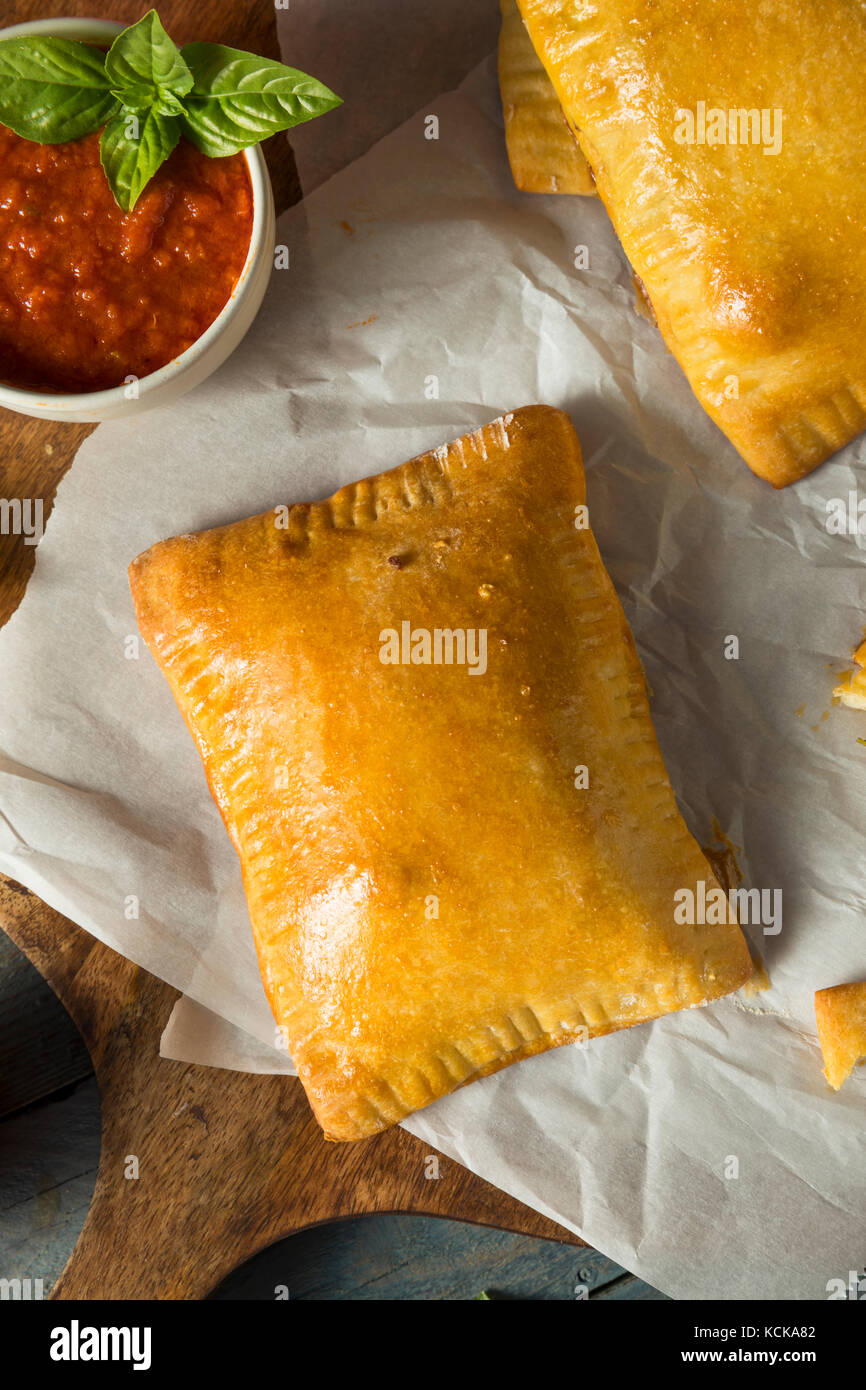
left=0, top=125, right=253, bottom=393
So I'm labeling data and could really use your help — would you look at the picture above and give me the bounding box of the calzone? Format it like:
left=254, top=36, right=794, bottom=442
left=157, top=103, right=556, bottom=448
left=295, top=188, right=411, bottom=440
left=498, top=0, right=595, bottom=196
left=130, top=407, right=752, bottom=1141
left=515, top=0, right=866, bottom=487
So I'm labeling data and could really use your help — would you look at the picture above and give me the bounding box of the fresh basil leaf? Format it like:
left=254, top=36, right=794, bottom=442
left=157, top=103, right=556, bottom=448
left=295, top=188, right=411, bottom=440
left=154, top=89, right=185, bottom=117
left=109, top=81, right=156, bottom=113
left=179, top=42, right=341, bottom=156
left=114, top=83, right=183, bottom=117
left=105, top=9, right=193, bottom=109
left=0, top=36, right=116, bottom=143
left=100, top=104, right=180, bottom=212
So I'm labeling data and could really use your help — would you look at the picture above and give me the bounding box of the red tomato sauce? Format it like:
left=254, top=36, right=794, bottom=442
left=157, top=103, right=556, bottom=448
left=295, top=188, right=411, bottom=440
left=0, top=124, right=254, bottom=394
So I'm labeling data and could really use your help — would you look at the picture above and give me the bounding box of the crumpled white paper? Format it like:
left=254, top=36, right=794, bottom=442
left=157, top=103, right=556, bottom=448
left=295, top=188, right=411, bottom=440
left=1, top=11, right=865, bottom=1302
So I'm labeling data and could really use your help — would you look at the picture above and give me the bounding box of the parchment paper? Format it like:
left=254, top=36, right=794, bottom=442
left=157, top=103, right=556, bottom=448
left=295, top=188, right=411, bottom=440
left=1, top=9, right=864, bottom=1301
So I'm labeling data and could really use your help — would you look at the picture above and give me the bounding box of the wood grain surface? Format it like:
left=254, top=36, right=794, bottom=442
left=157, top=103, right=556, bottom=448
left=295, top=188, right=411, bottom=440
left=1, top=1068, right=655, bottom=1298
left=0, top=0, right=579, bottom=1301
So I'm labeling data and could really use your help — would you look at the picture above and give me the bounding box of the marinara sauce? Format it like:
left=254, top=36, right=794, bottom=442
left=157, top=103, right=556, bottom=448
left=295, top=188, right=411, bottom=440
left=0, top=124, right=254, bottom=393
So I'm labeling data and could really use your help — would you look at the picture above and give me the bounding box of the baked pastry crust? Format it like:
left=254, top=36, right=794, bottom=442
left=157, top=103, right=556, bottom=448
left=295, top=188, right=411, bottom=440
left=815, top=983, right=866, bottom=1090
left=833, top=640, right=866, bottom=711
left=498, top=0, right=595, bottom=196
left=516, top=0, right=866, bottom=487
left=130, top=406, right=752, bottom=1141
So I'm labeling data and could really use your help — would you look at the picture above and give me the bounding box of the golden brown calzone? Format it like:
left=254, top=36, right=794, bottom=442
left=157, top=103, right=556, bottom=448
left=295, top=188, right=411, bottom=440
left=498, top=0, right=595, bottom=195
left=130, top=407, right=752, bottom=1140
left=516, top=0, right=866, bottom=487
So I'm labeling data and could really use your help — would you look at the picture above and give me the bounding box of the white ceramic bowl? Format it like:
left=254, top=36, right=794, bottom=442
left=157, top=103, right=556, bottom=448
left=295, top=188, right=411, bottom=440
left=0, top=17, right=275, bottom=422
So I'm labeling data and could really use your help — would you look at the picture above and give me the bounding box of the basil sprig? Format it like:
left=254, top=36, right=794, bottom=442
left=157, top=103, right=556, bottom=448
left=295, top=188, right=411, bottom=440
left=0, top=9, right=340, bottom=212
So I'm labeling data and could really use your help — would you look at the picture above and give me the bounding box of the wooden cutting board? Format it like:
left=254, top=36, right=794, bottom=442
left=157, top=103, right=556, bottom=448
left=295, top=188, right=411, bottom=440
left=0, top=0, right=578, bottom=1300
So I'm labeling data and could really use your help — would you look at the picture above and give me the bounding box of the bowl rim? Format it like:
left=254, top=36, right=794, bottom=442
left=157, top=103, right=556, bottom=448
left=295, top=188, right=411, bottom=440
left=0, top=15, right=271, bottom=411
